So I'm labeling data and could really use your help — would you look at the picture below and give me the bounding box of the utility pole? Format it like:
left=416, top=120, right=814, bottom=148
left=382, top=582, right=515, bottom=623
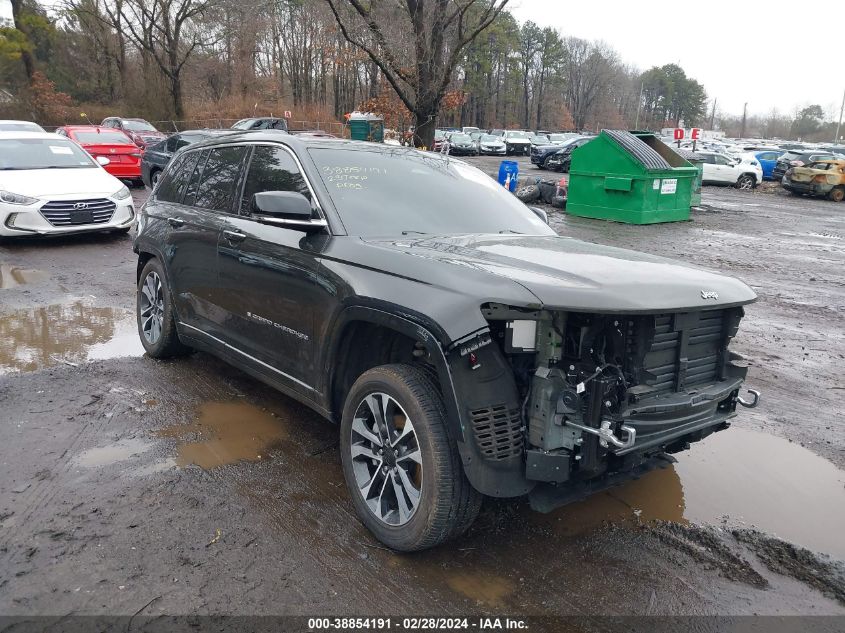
left=709, top=98, right=717, bottom=130
left=740, top=102, right=748, bottom=139
left=835, top=89, right=845, bottom=143
left=634, top=81, right=644, bottom=129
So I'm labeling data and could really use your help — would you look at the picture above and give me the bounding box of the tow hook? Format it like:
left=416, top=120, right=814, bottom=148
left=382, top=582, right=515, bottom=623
left=737, top=388, right=761, bottom=409
left=565, top=419, right=637, bottom=451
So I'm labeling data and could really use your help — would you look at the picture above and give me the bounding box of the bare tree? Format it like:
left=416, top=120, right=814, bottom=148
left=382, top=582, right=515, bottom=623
left=325, top=0, right=509, bottom=148
left=10, top=0, right=36, bottom=81
left=118, top=0, right=217, bottom=118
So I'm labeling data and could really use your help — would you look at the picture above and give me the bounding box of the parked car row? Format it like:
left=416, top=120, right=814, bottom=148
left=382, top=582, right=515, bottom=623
left=434, top=127, right=586, bottom=156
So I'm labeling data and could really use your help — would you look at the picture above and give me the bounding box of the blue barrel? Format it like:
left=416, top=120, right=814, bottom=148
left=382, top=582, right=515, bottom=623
left=497, top=160, right=519, bottom=192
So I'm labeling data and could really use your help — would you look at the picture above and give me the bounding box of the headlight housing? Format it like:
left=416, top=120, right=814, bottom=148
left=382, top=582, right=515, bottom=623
left=0, top=190, right=38, bottom=205
left=112, top=185, right=131, bottom=201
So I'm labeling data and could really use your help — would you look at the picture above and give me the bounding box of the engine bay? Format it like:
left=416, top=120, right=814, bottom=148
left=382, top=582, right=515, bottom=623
left=480, top=302, right=751, bottom=485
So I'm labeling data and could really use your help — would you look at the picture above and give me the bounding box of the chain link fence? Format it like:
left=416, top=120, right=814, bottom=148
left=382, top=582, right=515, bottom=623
left=42, top=118, right=347, bottom=136
left=149, top=118, right=346, bottom=136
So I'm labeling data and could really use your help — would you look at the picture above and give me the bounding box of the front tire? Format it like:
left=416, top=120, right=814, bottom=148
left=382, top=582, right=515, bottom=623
left=136, top=258, right=191, bottom=358
left=340, top=364, right=481, bottom=551
left=828, top=186, right=845, bottom=202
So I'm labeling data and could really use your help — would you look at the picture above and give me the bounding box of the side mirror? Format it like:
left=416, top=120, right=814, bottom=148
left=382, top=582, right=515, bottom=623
left=529, top=206, right=549, bottom=224
left=252, top=191, right=327, bottom=233
left=96, top=156, right=110, bottom=166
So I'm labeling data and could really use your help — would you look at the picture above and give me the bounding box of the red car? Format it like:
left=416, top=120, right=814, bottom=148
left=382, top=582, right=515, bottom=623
left=55, top=126, right=143, bottom=185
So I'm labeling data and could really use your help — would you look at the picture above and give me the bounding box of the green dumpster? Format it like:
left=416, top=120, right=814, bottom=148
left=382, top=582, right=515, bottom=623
left=348, top=113, right=384, bottom=143
left=674, top=148, right=703, bottom=207
left=566, top=130, right=697, bottom=224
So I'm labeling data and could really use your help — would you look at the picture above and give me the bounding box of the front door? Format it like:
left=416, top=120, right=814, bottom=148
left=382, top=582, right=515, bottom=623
left=214, top=143, right=324, bottom=394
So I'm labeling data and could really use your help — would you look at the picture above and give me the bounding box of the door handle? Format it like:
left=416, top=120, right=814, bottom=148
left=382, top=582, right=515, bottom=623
left=167, top=217, right=185, bottom=228
left=223, top=230, right=246, bottom=244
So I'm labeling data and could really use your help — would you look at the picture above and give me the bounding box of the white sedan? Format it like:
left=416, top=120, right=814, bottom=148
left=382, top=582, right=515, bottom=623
left=697, top=151, right=763, bottom=190
left=0, top=132, right=135, bottom=237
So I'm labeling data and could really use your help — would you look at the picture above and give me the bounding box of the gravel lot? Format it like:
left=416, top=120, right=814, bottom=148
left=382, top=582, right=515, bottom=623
left=1, top=159, right=843, bottom=624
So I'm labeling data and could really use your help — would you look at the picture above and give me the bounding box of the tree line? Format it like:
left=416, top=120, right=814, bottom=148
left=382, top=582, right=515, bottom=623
left=12, top=0, right=827, bottom=146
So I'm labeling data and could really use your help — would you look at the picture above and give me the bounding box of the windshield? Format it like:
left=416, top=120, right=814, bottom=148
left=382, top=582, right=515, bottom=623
left=450, top=134, right=472, bottom=143
left=232, top=119, right=255, bottom=130
left=505, top=131, right=529, bottom=139
left=548, top=134, right=571, bottom=142
left=309, top=147, right=554, bottom=238
left=0, top=138, right=96, bottom=170
left=0, top=122, right=44, bottom=132
left=434, top=130, right=446, bottom=139
left=73, top=130, right=134, bottom=145
left=480, top=135, right=499, bottom=142
left=122, top=119, right=157, bottom=132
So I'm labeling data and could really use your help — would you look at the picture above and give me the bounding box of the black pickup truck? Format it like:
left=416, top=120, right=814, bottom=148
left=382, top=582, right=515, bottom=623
left=134, top=133, right=759, bottom=551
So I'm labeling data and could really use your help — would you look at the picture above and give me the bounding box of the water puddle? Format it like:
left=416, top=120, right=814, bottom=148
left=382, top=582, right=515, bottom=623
left=0, top=300, right=144, bottom=374
left=156, top=401, right=289, bottom=469
left=542, top=427, right=845, bottom=558
left=76, top=437, right=153, bottom=468
left=0, top=264, right=49, bottom=289
left=445, top=571, right=513, bottom=606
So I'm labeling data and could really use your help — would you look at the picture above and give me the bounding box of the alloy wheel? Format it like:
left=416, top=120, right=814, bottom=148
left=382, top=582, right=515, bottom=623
left=737, top=175, right=754, bottom=190
left=139, top=271, right=165, bottom=344
left=350, top=392, right=422, bottom=526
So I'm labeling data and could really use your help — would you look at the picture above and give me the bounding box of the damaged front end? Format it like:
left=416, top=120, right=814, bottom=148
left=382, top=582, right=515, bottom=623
left=448, top=303, right=759, bottom=510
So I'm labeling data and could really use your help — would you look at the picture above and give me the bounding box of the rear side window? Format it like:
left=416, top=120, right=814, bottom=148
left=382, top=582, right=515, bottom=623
left=192, top=146, right=248, bottom=212
left=239, top=145, right=312, bottom=216
left=157, top=151, right=201, bottom=203
left=183, top=150, right=210, bottom=206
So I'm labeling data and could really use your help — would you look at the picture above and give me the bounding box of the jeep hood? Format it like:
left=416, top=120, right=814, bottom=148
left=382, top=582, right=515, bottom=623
left=367, top=234, right=757, bottom=313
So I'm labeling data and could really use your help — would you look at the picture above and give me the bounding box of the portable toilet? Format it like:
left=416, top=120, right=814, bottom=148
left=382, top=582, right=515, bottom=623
left=566, top=130, right=697, bottom=224
left=348, top=112, right=384, bottom=143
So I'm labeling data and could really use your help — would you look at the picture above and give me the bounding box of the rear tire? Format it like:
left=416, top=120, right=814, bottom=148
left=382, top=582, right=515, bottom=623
left=136, top=258, right=191, bottom=358
left=340, top=364, right=481, bottom=551
left=150, top=170, right=161, bottom=189
left=736, top=174, right=755, bottom=190
left=828, top=186, right=845, bottom=202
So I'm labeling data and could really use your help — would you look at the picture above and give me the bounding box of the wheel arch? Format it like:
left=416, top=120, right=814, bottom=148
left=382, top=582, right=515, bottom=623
left=324, top=306, right=463, bottom=439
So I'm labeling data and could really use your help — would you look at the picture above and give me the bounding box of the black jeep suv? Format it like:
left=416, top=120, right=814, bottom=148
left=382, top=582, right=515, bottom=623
left=134, top=133, right=759, bottom=551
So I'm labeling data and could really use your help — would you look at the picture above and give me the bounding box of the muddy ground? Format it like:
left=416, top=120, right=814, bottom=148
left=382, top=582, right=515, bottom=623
left=0, top=162, right=844, bottom=625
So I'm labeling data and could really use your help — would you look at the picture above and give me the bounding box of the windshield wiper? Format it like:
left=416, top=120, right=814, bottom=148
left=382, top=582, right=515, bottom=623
left=498, top=229, right=523, bottom=234
left=401, top=230, right=429, bottom=236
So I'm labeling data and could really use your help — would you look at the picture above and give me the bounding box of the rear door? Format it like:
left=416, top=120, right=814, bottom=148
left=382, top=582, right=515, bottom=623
left=213, top=143, right=324, bottom=393
left=162, top=145, right=249, bottom=338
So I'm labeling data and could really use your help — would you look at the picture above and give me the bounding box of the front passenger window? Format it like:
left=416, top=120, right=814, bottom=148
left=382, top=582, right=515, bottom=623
left=239, top=146, right=312, bottom=216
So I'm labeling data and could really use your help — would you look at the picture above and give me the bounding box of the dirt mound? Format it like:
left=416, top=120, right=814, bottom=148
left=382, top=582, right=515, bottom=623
left=643, top=521, right=768, bottom=587
left=733, top=529, right=845, bottom=606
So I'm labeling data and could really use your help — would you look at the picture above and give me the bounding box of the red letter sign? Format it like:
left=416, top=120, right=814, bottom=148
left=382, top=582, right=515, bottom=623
left=284, top=110, right=292, bottom=119
left=673, top=128, right=685, bottom=140
left=690, top=127, right=701, bottom=140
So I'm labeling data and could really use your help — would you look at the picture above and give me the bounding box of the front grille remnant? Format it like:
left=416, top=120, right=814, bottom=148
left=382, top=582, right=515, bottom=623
left=470, top=404, right=523, bottom=460
left=641, top=309, right=727, bottom=394
left=40, top=199, right=116, bottom=227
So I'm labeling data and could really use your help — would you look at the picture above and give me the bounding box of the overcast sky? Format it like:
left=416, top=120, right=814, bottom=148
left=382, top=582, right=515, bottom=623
left=510, top=0, right=843, bottom=119
left=2, top=0, right=841, bottom=119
